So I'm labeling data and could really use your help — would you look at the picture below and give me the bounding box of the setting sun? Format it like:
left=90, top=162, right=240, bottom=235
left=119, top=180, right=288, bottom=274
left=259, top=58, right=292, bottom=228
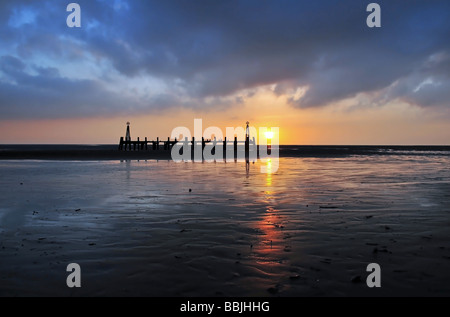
left=265, top=131, right=274, bottom=140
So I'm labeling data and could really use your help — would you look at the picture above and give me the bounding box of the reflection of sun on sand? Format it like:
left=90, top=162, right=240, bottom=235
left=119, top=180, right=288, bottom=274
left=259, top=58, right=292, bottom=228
left=254, top=160, right=285, bottom=256
left=265, top=159, right=272, bottom=185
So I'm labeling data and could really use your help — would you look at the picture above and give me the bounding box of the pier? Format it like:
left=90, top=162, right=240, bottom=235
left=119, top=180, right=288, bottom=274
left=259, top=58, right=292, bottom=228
left=118, top=122, right=260, bottom=158
left=118, top=136, right=255, bottom=152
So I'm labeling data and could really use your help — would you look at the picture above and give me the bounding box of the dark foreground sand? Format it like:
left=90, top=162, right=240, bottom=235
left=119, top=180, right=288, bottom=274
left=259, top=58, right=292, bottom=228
left=0, top=156, right=449, bottom=297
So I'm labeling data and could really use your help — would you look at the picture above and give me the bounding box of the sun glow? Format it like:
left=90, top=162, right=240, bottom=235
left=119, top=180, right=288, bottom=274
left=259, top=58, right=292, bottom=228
left=265, top=131, right=274, bottom=140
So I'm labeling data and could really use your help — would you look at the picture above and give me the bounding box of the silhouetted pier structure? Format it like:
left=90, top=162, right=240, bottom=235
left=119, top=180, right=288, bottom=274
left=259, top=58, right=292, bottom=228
left=118, top=135, right=256, bottom=153
left=118, top=122, right=258, bottom=158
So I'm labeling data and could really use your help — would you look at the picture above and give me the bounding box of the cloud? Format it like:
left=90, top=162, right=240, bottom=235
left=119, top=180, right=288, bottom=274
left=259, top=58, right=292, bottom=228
left=381, top=52, right=450, bottom=108
left=0, top=0, right=449, bottom=120
left=0, top=55, right=241, bottom=119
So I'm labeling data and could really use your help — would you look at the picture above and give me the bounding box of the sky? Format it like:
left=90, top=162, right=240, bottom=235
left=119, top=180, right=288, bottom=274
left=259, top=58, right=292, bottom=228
left=0, top=0, right=449, bottom=144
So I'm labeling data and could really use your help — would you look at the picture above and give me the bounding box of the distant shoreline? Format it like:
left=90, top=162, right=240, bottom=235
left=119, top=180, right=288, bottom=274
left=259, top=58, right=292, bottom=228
left=0, top=145, right=449, bottom=160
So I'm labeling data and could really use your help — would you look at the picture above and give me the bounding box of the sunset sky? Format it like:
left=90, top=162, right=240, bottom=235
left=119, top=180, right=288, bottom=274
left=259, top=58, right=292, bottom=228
left=1, top=0, right=449, bottom=145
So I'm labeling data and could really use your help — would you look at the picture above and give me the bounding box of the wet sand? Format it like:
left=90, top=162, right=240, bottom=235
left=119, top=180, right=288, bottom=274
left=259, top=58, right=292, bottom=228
left=0, top=156, right=449, bottom=296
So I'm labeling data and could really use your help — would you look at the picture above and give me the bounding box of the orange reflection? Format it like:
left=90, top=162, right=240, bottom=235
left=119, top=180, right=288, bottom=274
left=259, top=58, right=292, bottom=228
left=255, top=159, right=283, bottom=255
left=265, top=159, right=272, bottom=186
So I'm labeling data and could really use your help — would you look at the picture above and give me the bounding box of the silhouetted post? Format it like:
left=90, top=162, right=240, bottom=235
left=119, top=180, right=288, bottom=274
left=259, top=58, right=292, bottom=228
left=245, top=121, right=250, bottom=157
left=192, top=137, right=195, bottom=154
left=184, top=136, right=188, bottom=156
left=156, top=137, right=159, bottom=150
left=245, top=137, right=249, bottom=157
left=125, top=122, right=131, bottom=142
left=202, top=137, right=205, bottom=150
left=234, top=137, right=238, bottom=156
left=119, top=137, right=124, bottom=150
left=145, top=137, right=148, bottom=150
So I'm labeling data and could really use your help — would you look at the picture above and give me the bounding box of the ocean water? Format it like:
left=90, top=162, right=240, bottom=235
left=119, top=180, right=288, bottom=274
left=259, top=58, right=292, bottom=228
left=1, top=144, right=450, bottom=157
left=0, top=154, right=449, bottom=296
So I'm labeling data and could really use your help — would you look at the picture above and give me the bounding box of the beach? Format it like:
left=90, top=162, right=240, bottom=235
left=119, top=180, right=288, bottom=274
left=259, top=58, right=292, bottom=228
left=0, top=150, right=450, bottom=296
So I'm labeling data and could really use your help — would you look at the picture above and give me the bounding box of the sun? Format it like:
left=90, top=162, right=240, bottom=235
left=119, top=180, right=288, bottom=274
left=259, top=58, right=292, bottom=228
left=265, top=131, right=274, bottom=140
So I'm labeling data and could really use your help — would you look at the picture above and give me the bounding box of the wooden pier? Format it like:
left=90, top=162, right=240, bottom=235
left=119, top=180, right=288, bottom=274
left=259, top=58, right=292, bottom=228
left=118, top=136, right=176, bottom=151
left=118, top=122, right=269, bottom=158
left=118, top=136, right=257, bottom=155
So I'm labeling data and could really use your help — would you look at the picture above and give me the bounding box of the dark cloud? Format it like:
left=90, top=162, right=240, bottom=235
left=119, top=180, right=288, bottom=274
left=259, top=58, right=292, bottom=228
left=0, top=55, right=26, bottom=76
left=0, top=55, right=145, bottom=119
left=0, top=0, right=449, bottom=119
left=382, top=52, right=450, bottom=108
